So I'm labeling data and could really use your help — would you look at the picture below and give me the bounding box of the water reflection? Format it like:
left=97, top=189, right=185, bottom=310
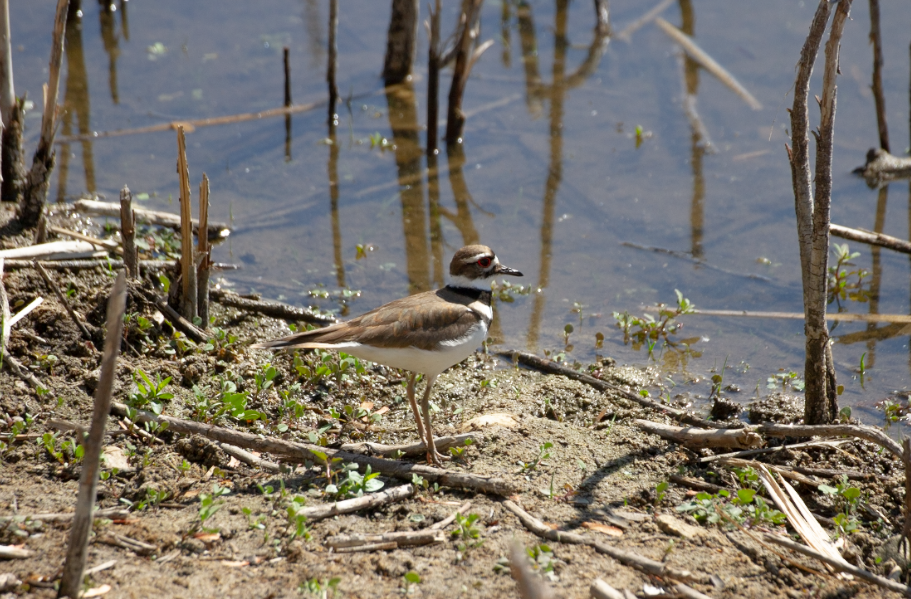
left=98, top=1, right=121, bottom=105
left=679, top=0, right=705, bottom=260
left=58, top=11, right=95, bottom=200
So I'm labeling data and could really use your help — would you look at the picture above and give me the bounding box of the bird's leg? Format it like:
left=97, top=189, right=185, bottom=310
left=406, top=373, right=427, bottom=447
left=419, top=374, right=446, bottom=466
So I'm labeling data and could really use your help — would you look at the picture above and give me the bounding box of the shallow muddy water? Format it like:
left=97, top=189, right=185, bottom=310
left=10, top=0, right=911, bottom=424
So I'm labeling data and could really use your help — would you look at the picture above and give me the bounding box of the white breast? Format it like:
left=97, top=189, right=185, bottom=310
left=343, top=322, right=488, bottom=377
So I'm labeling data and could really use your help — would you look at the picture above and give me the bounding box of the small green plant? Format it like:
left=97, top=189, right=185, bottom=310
left=325, top=464, right=384, bottom=499
left=193, top=483, right=230, bottom=533
left=449, top=438, right=473, bottom=460
left=520, top=441, right=553, bottom=472
left=827, top=243, right=870, bottom=308
left=526, top=544, right=557, bottom=581
left=38, top=432, right=83, bottom=465
left=284, top=495, right=312, bottom=541
left=451, top=513, right=483, bottom=553
left=766, top=369, right=805, bottom=392
left=254, top=363, right=279, bottom=399
left=368, top=132, right=391, bottom=150
left=491, top=279, right=532, bottom=302
left=402, top=572, right=421, bottom=594
left=128, top=369, right=173, bottom=415
left=613, top=290, right=695, bottom=357
left=654, top=481, right=669, bottom=505
left=299, top=577, right=340, bottom=598
left=819, top=475, right=862, bottom=537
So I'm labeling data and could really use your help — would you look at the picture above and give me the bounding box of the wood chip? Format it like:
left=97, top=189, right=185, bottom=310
left=581, top=522, right=624, bottom=537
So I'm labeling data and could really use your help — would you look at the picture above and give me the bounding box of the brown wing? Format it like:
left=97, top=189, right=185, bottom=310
left=251, top=288, right=483, bottom=351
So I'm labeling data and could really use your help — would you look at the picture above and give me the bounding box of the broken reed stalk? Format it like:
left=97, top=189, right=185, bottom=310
left=197, top=174, right=210, bottom=329
left=57, top=272, right=126, bottom=599
left=108, top=401, right=514, bottom=495
left=17, top=0, right=68, bottom=228
left=0, top=0, right=25, bottom=204
left=176, top=126, right=197, bottom=322
left=445, top=0, right=483, bottom=145
left=426, top=0, right=441, bottom=156
left=382, top=0, right=419, bottom=85
left=119, top=186, right=138, bottom=278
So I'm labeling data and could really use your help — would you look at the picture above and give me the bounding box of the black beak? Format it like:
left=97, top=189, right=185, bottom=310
left=495, top=264, right=523, bottom=277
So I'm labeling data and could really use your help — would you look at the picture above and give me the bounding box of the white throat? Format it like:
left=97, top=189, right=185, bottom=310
left=448, top=274, right=492, bottom=291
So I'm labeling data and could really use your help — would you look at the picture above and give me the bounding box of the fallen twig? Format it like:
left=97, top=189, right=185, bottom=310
left=697, top=439, right=848, bottom=463
left=108, top=402, right=515, bottom=495
left=655, top=17, right=761, bottom=110
left=214, top=442, right=282, bottom=472
left=210, top=288, right=335, bottom=326
left=35, top=261, right=95, bottom=343
left=48, top=226, right=121, bottom=255
left=831, top=223, right=911, bottom=255
left=138, top=288, right=207, bottom=344
left=0, top=545, right=33, bottom=559
left=591, top=579, right=636, bottom=599
left=429, top=501, right=472, bottom=530
left=7, top=297, right=43, bottom=329
left=758, top=423, right=902, bottom=461
left=721, top=457, right=822, bottom=487
left=499, top=350, right=722, bottom=429
left=634, top=419, right=762, bottom=450
left=502, top=500, right=709, bottom=585
left=0, top=240, right=105, bottom=261
left=96, top=533, right=156, bottom=556
left=325, top=529, right=443, bottom=550
left=58, top=272, right=127, bottom=599
left=73, top=198, right=230, bottom=240
left=301, top=484, right=414, bottom=523
left=764, top=533, right=911, bottom=596
left=340, top=433, right=477, bottom=458
left=614, top=0, right=675, bottom=42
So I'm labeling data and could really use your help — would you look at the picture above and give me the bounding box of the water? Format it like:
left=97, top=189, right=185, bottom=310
left=10, top=0, right=911, bottom=424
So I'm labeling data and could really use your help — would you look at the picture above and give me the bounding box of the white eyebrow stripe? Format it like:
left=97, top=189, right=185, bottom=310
left=464, top=253, right=492, bottom=263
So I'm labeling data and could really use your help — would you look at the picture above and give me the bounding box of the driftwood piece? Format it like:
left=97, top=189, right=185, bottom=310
left=0, top=240, right=105, bottom=261
left=211, top=288, right=336, bottom=326
left=634, top=419, right=762, bottom=450
left=655, top=17, right=761, bottom=110
left=108, top=402, right=515, bottom=495
left=73, top=198, right=230, bottom=240
left=119, top=186, right=138, bottom=278
left=325, top=529, right=443, bottom=550
left=830, top=223, right=911, bottom=255
left=35, top=261, right=95, bottom=343
left=340, top=433, right=477, bottom=458
left=764, top=533, right=911, bottom=596
left=500, top=350, right=722, bottom=429
left=758, top=423, right=902, bottom=461
left=0, top=545, right=33, bottom=559
left=17, top=0, right=68, bottom=228
left=301, top=484, right=413, bottom=523
left=591, top=579, right=636, bottom=599
left=58, top=272, right=126, bottom=599
left=510, top=540, right=556, bottom=599
left=855, top=148, right=911, bottom=187
left=502, top=500, right=709, bottom=585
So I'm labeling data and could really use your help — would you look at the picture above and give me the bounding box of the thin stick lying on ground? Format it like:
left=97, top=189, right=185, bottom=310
left=758, top=423, right=902, bottom=460
left=429, top=501, right=472, bottom=531
left=58, top=272, right=126, bottom=599
left=325, top=529, right=443, bottom=550
left=214, top=442, right=282, bottom=472
left=700, top=439, right=852, bottom=465
left=48, top=226, right=121, bottom=255
left=0, top=508, right=130, bottom=525
left=34, top=261, right=95, bottom=342
left=7, top=297, right=43, bottom=329
left=634, top=419, right=762, bottom=450
left=340, top=433, right=477, bottom=458
left=510, top=540, right=556, bottom=599
left=830, top=223, right=911, bottom=255
left=73, top=199, right=230, bottom=240
left=301, top=484, right=414, bottom=523
left=647, top=306, right=911, bottom=324
left=119, top=186, right=138, bottom=278
left=764, top=533, right=911, bottom=596
left=654, top=17, right=762, bottom=110
left=2, top=259, right=235, bottom=271
left=614, top=0, right=675, bottom=42
left=591, top=579, right=636, bottom=599
left=0, top=240, right=105, bottom=261
left=0, top=546, right=33, bottom=559
left=500, top=350, right=722, bottom=429
left=138, top=288, right=207, bottom=344
left=109, top=402, right=515, bottom=495
left=210, top=288, right=336, bottom=326
left=4, top=354, right=44, bottom=389
left=502, top=500, right=710, bottom=586
left=96, top=533, right=156, bottom=556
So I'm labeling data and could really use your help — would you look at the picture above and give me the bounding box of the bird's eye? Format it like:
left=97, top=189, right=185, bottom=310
left=477, top=257, right=492, bottom=268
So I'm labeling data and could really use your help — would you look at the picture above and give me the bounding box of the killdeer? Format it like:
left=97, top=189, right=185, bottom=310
left=252, top=245, right=523, bottom=466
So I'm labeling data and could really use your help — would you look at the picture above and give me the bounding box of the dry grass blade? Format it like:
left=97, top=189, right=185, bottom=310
left=58, top=272, right=127, bottom=599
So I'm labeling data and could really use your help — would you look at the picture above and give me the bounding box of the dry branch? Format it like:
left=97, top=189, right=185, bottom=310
left=0, top=240, right=105, bottom=261
left=721, top=457, right=822, bottom=487
left=17, top=0, right=68, bottom=228
left=210, top=288, right=335, bottom=326
left=326, top=529, right=443, bottom=550
left=500, top=350, right=722, bottom=429
left=764, top=533, right=911, bottom=596
left=340, top=433, right=477, bottom=458
left=138, top=288, right=207, bottom=344
left=591, top=579, right=636, bottom=599
left=300, top=484, right=414, bottom=523
left=830, top=223, right=911, bottom=255
left=758, top=423, right=901, bottom=461
left=58, top=272, right=126, bottom=599
left=655, top=17, right=761, bottom=110
left=502, top=500, right=708, bottom=585
left=49, top=226, right=121, bottom=255
left=73, top=199, right=230, bottom=240
left=96, top=533, right=156, bottom=556
left=2, top=259, right=183, bottom=271
left=0, top=508, right=129, bottom=525
left=634, top=419, right=762, bottom=450
left=214, top=441, right=282, bottom=472
left=34, top=261, right=94, bottom=343
left=429, top=501, right=472, bottom=531
left=108, top=402, right=515, bottom=495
